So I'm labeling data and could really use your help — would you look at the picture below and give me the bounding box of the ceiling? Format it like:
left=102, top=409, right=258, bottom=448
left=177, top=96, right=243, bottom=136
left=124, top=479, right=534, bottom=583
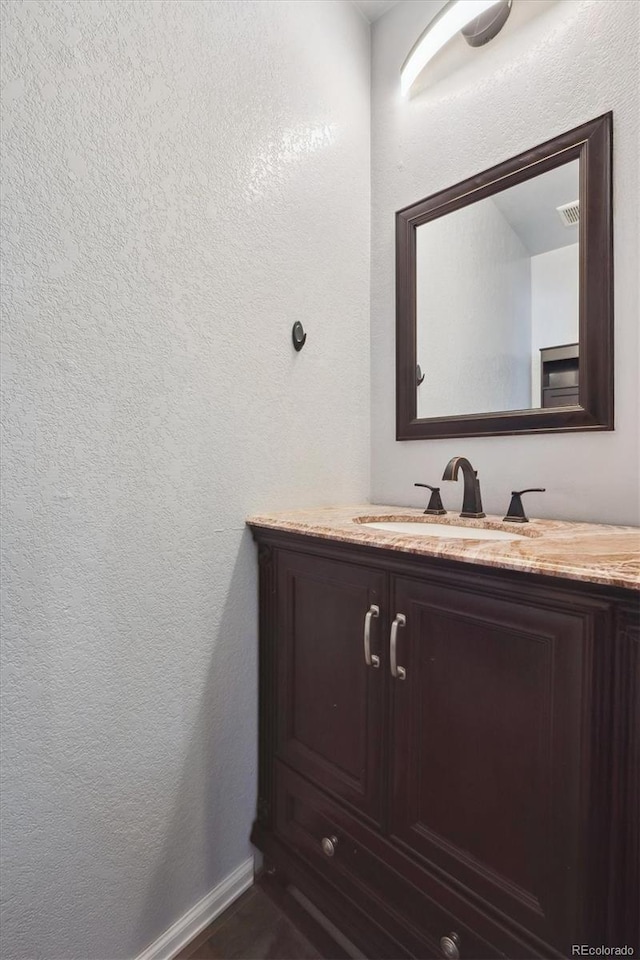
left=491, top=160, right=580, bottom=256
left=352, top=0, right=400, bottom=23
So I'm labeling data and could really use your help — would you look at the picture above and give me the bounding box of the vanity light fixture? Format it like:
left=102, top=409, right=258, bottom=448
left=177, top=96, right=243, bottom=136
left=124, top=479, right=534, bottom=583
left=400, top=0, right=512, bottom=96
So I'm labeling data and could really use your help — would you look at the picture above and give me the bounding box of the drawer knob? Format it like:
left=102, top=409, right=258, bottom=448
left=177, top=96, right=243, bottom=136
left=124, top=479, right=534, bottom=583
left=321, top=835, right=338, bottom=857
left=440, top=933, right=461, bottom=959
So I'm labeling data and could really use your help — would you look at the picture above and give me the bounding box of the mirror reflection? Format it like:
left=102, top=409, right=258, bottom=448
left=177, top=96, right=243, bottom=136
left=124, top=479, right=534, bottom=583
left=416, top=159, right=580, bottom=419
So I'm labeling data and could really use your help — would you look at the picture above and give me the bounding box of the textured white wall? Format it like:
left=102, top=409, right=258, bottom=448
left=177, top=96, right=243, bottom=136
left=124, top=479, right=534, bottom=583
left=416, top=197, right=531, bottom=418
left=530, top=243, right=579, bottom=405
left=0, top=2, right=370, bottom=958
left=371, top=0, right=640, bottom=524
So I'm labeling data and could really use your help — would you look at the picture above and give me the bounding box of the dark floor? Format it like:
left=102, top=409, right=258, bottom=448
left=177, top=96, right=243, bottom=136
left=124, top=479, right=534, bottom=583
left=176, top=886, right=322, bottom=960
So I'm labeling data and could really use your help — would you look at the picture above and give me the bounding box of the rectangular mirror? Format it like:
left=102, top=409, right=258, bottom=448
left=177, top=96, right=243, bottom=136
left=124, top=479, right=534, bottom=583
left=396, top=114, right=613, bottom=440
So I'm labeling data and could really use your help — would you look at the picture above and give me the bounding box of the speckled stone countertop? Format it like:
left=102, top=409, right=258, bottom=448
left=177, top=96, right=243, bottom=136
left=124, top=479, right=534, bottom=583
left=247, top=505, right=640, bottom=591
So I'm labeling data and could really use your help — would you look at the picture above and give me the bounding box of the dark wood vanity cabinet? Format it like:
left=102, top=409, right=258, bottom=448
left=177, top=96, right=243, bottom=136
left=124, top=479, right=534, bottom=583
left=250, top=529, right=639, bottom=960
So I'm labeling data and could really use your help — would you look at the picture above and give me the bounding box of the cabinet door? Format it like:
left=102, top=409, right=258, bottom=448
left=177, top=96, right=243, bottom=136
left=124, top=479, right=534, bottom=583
left=276, top=550, right=386, bottom=825
left=389, top=575, right=609, bottom=955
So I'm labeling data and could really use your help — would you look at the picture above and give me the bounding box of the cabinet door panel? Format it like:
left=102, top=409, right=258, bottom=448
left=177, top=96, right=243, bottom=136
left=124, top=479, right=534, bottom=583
left=277, top=550, right=386, bottom=824
left=389, top=576, right=607, bottom=954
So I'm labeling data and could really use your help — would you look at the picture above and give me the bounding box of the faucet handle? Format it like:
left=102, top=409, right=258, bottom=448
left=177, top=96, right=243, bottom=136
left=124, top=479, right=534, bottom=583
left=503, top=488, right=546, bottom=523
left=415, top=483, right=446, bottom=516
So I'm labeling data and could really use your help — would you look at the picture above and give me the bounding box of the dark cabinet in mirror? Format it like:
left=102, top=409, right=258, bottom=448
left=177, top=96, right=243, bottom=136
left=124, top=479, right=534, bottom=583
left=396, top=114, right=613, bottom=440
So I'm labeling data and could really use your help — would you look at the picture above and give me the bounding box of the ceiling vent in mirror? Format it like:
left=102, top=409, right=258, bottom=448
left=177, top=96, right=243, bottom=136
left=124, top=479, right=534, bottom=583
left=557, top=200, right=580, bottom=227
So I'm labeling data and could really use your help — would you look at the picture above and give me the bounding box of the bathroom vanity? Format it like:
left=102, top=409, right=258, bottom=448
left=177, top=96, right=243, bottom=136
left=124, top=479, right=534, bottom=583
left=247, top=507, right=639, bottom=959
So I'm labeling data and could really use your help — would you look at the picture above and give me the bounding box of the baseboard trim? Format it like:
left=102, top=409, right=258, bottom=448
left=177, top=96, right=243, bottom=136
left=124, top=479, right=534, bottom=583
left=135, top=857, right=255, bottom=960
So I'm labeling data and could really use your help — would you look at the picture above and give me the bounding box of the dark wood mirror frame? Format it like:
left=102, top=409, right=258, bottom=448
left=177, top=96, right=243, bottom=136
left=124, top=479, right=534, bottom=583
left=396, top=113, right=613, bottom=440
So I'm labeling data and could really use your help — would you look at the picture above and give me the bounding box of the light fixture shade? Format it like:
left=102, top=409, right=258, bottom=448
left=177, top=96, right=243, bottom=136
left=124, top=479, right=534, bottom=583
left=400, top=0, right=507, bottom=96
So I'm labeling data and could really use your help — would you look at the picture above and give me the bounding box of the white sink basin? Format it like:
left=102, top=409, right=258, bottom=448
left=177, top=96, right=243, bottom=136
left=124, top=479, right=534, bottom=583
left=359, top=521, right=527, bottom=541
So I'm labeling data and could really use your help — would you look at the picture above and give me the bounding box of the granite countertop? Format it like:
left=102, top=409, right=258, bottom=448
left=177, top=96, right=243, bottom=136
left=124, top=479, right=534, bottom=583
left=247, top=504, right=640, bottom=591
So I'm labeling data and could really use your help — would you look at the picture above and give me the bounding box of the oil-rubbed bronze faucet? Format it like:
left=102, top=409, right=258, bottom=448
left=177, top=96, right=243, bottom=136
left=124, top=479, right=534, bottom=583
left=442, top=457, right=485, bottom=518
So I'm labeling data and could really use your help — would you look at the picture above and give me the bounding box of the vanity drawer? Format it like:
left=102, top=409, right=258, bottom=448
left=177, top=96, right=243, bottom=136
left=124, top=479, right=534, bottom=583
left=275, top=763, right=549, bottom=960
left=542, top=386, right=579, bottom=407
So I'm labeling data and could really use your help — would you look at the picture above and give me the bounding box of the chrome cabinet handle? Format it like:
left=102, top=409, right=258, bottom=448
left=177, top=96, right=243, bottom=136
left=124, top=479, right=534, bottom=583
left=321, top=835, right=338, bottom=857
left=390, top=613, right=406, bottom=679
left=364, top=604, right=380, bottom=668
left=440, top=933, right=461, bottom=959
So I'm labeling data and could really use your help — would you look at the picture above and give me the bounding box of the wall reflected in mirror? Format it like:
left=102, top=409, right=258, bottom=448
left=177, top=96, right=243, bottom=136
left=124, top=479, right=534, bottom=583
left=416, top=159, right=579, bottom=419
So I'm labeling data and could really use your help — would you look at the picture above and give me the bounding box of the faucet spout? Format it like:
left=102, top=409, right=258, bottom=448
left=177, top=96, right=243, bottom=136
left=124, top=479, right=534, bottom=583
left=442, top=457, right=485, bottom=519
